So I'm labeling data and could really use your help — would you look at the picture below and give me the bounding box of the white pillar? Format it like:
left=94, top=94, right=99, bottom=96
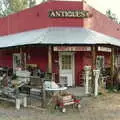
left=85, top=71, right=90, bottom=94
left=16, top=99, right=21, bottom=110
left=23, top=97, right=27, bottom=107
left=94, top=70, right=100, bottom=97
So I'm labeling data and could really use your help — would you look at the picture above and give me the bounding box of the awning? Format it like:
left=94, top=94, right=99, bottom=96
left=0, top=27, right=120, bottom=48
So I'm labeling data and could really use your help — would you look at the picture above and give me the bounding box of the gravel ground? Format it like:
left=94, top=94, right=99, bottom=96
left=0, top=90, right=120, bottom=120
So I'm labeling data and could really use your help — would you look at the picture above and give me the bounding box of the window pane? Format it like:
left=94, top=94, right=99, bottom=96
left=62, top=55, right=71, bottom=70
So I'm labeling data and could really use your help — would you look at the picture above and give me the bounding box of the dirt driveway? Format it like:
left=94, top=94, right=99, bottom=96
left=0, top=92, right=120, bottom=120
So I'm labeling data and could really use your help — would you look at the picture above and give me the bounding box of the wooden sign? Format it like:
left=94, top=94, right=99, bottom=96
left=54, top=46, right=91, bottom=51
left=98, top=46, right=111, bottom=52
left=48, top=10, right=89, bottom=18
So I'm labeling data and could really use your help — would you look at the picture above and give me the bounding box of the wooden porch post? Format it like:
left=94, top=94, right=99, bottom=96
left=92, top=45, right=96, bottom=69
left=20, top=47, right=25, bottom=70
left=91, top=45, right=96, bottom=93
left=48, top=45, right=52, bottom=73
left=111, top=47, right=115, bottom=86
left=20, top=47, right=23, bottom=69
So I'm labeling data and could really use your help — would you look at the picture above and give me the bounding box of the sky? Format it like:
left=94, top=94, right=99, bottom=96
left=36, top=0, right=120, bottom=20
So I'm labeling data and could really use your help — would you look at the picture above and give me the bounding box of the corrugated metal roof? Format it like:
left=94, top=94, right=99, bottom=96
left=0, top=27, right=120, bottom=48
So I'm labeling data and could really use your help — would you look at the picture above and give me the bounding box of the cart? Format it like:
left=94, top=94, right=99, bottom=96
left=55, top=93, right=81, bottom=113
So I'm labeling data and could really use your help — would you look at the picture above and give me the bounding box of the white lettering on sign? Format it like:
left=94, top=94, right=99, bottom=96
left=49, top=10, right=89, bottom=18
left=54, top=46, right=91, bottom=51
left=98, top=46, right=111, bottom=52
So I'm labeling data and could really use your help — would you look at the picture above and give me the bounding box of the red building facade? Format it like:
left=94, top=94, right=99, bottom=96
left=0, top=0, right=120, bottom=86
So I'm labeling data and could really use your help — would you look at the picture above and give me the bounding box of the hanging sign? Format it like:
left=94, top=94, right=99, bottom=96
left=98, top=46, right=111, bottom=52
left=54, top=46, right=91, bottom=51
left=48, top=10, right=89, bottom=18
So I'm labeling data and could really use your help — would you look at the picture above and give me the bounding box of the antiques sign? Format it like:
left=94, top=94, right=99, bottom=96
left=54, top=46, right=91, bottom=51
left=48, top=10, right=89, bottom=18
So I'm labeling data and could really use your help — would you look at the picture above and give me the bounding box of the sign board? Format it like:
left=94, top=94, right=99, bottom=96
left=98, top=46, right=111, bottom=52
left=54, top=46, right=91, bottom=51
left=48, top=10, right=89, bottom=18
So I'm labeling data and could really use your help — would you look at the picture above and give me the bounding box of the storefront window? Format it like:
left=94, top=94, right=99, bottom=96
left=61, top=55, right=71, bottom=69
left=96, top=56, right=104, bottom=69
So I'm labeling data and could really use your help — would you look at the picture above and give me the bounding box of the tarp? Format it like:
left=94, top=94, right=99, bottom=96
left=0, top=27, right=120, bottom=48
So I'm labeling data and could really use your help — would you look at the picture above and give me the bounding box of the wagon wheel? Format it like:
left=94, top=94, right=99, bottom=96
left=61, top=107, right=66, bottom=113
left=77, top=103, right=81, bottom=110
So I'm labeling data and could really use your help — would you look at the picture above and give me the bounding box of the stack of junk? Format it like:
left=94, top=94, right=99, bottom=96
left=0, top=68, right=30, bottom=110
left=0, top=67, right=73, bottom=111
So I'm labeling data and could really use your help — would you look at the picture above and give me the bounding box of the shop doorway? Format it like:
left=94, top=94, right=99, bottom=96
left=59, top=52, right=75, bottom=86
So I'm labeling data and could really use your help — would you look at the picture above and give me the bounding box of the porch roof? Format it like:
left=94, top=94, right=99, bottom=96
left=0, top=27, right=120, bottom=48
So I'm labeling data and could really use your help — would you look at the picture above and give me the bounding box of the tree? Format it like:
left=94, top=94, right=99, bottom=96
left=29, top=0, right=36, bottom=8
left=0, top=0, right=36, bottom=17
left=106, top=9, right=119, bottom=24
left=9, top=0, right=28, bottom=13
left=0, top=0, right=11, bottom=17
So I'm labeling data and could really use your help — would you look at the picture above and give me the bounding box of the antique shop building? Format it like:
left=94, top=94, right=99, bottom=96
left=0, top=0, right=120, bottom=86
